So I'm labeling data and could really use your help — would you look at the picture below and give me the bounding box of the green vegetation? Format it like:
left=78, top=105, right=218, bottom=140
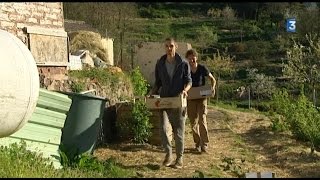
left=0, top=142, right=135, bottom=178
left=63, top=2, right=320, bottom=145
left=119, top=67, right=152, bottom=144
left=270, top=89, right=320, bottom=153
left=69, top=67, right=132, bottom=91
left=130, top=66, right=150, bottom=96
left=283, top=34, right=320, bottom=105
left=219, top=156, right=248, bottom=178
left=131, top=100, right=152, bottom=144
left=62, top=3, right=320, bottom=173
left=70, top=81, right=85, bottom=93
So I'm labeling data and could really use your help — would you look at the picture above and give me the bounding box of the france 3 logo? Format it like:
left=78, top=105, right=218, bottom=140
left=286, top=18, right=296, bottom=33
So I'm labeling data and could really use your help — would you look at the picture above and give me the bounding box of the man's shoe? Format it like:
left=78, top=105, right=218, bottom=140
left=173, top=158, right=183, bottom=169
left=162, top=155, right=173, bottom=167
left=195, top=146, right=201, bottom=153
left=201, top=145, right=208, bottom=153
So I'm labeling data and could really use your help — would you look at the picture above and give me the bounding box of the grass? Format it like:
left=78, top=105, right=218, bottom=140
left=191, top=165, right=224, bottom=178
left=208, top=165, right=224, bottom=178
left=0, top=142, right=136, bottom=178
left=209, top=101, right=252, bottom=113
left=68, top=67, right=133, bottom=99
left=69, top=67, right=130, bottom=87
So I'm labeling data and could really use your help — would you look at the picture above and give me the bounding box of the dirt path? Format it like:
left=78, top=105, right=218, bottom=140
left=94, top=106, right=320, bottom=178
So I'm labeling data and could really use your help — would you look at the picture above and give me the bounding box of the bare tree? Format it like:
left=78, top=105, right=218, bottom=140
left=284, top=33, right=320, bottom=105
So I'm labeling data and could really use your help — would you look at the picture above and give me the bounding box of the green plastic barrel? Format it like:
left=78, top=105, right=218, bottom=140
left=60, top=92, right=108, bottom=157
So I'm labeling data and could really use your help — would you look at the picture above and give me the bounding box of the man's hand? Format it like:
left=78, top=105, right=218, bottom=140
left=182, top=89, right=188, bottom=98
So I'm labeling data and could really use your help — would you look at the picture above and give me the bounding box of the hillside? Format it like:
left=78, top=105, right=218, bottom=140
left=63, top=2, right=320, bottom=106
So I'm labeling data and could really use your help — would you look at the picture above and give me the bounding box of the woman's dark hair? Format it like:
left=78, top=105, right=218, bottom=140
left=185, top=49, right=198, bottom=58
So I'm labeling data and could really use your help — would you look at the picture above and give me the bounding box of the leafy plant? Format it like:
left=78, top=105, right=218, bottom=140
left=131, top=100, right=153, bottom=144
left=130, top=66, right=150, bottom=96
left=270, top=89, right=292, bottom=116
left=192, top=170, right=206, bottom=178
left=116, top=101, right=152, bottom=144
left=269, top=114, right=289, bottom=132
left=220, top=156, right=248, bottom=178
left=208, top=164, right=224, bottom=178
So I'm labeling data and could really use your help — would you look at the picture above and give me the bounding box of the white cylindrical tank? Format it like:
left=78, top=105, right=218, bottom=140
left=0, top=29, right=39, bottom=137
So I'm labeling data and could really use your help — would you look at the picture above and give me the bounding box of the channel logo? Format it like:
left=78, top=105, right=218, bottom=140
left=286, top=18, right=296, bottom=33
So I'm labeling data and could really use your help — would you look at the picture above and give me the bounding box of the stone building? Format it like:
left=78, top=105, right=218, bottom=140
left=0, top=2, right=68, bottom=81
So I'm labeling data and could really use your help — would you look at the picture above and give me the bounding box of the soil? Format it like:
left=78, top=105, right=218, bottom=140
left=94, top=106, right=320, bottom=178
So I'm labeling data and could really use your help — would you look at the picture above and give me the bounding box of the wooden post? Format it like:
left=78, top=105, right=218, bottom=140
left=216, top=74, right=220, bottom=102
left=248, top=87, right=251, bottom=109
left=131, top=43, right=134, bottom=70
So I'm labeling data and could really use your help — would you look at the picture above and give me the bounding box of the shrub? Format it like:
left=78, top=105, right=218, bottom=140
left=246, top=40, right=271, bottom=61
left=218, top=81, right=243, bottom=101
left=131, top=100, right=152, bottom=144
left=270, top=114, right=289, bottom=132
left=207, top=8, right=222, bottom=18
left=270, top=89, right=320, bottom=153
left=116, top=101, right=152, bottom=144
left=229, top=42, right=247, bottom=53
left=270, top=89, right=292, bottom=115
left=130, top=66, right=150, bottom=96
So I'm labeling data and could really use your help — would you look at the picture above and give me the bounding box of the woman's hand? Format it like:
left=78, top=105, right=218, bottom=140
left=211, top=87, right=216, bottom=97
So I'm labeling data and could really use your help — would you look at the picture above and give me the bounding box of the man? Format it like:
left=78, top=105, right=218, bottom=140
left=149, top=37, right=192, bottom=169
left=185, top=49, right=216, bottom=153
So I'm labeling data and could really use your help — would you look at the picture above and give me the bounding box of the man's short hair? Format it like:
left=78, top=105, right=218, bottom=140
left=165, top=37, right=176, bottom=42
left=185, top=49, right=198, bottom=58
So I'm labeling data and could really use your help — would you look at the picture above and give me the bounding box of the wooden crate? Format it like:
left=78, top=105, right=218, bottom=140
left=146, top=95, right=187, bottom=109
left=187, top=85, right=212, bottom=100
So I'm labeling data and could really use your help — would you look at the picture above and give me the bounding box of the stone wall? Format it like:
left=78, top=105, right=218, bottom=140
left=0, top=2, right=64, bottom=43
left=0, top=2, right=67, bottom=79
left=40, top=76, right=133, bottom=106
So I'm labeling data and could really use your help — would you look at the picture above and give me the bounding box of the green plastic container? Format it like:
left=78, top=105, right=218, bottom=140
left=60, top=92, right=108, bottom=157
